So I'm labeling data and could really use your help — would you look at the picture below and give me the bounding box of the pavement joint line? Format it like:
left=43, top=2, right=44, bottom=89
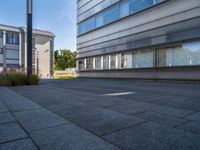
left=29, top=123, right=70, bottom=133
left=8, top=88, right=123, bottom=150
left=0, top=137, right=30, bottom=145
left=0, top=121, right=17, bottom=126
left=100, top=120, right=148, bottom=137
left=25, top=102, right=125, bottom=150
left=181, top=111, right=199, bottom=119
left=7, top=107, right=43, bottom=113
left=0, top=88, right=42, bottom=150
left=174, top=120, right=192, bottom=128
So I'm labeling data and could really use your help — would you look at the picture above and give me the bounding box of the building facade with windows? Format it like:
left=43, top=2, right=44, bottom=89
left=0, top=24, right=54, bottom=78
left=77, top=0, right=200, bottom=80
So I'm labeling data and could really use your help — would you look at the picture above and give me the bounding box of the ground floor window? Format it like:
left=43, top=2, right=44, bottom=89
left=78, top=59, right=85, bottom=70
left=86, top=58, right=93, bottom=70
left=111, top=54, right=116, bottom=69
left=132, top=49, right=154, bottom=68
left=78, top=40, right=200, bottom=71
left=103, top=55, right=109, bottom=69
left=95, top=56, right=101, bottom=70
left=157, top=41, right=200, bottom=67
left=121, top=53, right=127, bottom=69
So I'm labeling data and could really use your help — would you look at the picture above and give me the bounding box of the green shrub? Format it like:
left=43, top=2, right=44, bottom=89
left=27, top=74, right=40, bottom=85
left=0, top=72, right=40, bottom=86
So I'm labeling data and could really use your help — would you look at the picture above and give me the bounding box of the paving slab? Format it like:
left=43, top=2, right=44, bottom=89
left=0, top=138, right=38, bottom=150
left=0, top=112, right=16, bottom=124
left=0, top=102, right=8, bottom=113
left=0, top=123, right=27, bottom=144
left=108, top=104, right=147, bottom=115
left=87, top=97, right=148, bottom=108
left=186, top=112, right=200, bottom=121
left=15, top=108, right=69, bottom=132
left=0, top=87, right=27, bottom=103
left=55, top=104, right=145, bottom=136
left=134, top=111, right=189, bottom=127
left=103, top=121, right=200, bottom=150
left=155, top=99, right=200, bottom=112
left=31, top=124, right=120, bottom=150
left=143, top=103, right=195, bottom=118
left=177, top=121, right=200, bottom=135
left=6, top=100, right=41, bottom=112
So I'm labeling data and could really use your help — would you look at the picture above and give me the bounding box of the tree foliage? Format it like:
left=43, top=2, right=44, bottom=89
left=54, top=49, right=76, bottom=70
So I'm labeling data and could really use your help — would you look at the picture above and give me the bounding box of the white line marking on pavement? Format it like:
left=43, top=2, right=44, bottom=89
left=103, top=92, right=136, bottom=96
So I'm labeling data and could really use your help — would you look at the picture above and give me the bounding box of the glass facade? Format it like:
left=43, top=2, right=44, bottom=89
left=95, top=56, right=102, bottom=70
left=103, top=55, right=110, bottom=69
left=96, top=4, right=120, bottom=27
left=78, top=59, right=85, bottom=70
left=133, top=49, right=154, bottom=68
left=78, top=0, right=119, bottom=23
left=86, top=57, right=93, bottom=70
left=110, top=54, right=116, bottom=69
left=78, top=41, right=200, bottom=71
left=157, top=41, right=200, bottom=67
left=78, top=0, right=159, bottom=35
left=79, top=17, right=96, bottom=35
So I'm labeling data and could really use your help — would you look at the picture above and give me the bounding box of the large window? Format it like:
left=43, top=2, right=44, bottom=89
left=96, top=4, right=120, bottom=27
left=78, top=41, right=200, bottom=71
left=6, top=32, right=19, bottom=44
left=121, top=0, right=154, bottom=17
left=95, top=56, right=102, bottom=70
left=121, top=53, right=127, bottom=69
left=78, top=59, right=85, bottom=70
left=133, top=49, right=154, bottom=68
left=111, top=54, right=116, bottom=69
left=103, top=55, right=109, bottom=69
left=79, top=17, right=96, bottom=35
left=86, top=57, right=93, bottom=70
left=157, top=41, right=200, bottom=67
left=78, top=0, right=158, bottom=35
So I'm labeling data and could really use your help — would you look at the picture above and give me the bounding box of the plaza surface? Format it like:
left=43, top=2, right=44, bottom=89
left=0, top=78, right=200, bottom=150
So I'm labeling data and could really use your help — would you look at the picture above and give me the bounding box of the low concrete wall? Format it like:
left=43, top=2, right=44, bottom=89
left=78, top=67, right=200, bottom=81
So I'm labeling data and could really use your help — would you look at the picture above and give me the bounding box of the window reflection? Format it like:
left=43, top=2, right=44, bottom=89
left=95, top=56, right=102, bottom=70
left=103, top=55, right=109, bottom=69
left=133, top=49, right=154, bottom=68
left=78, top=0, right=157, bottom=35
left=78, top=41, right=200, bottom=70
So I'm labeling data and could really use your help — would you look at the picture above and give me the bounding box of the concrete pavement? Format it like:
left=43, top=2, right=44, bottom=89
left=0, top=78, right=200, bottom=150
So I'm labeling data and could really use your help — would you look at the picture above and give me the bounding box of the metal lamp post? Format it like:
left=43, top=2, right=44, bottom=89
left=3, top=31, right=7, bottom=72
left=27, top=0, right=33, bottom=75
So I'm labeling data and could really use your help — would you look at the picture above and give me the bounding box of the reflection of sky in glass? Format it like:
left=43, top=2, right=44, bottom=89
left=183, top=41, right=200, bottom=52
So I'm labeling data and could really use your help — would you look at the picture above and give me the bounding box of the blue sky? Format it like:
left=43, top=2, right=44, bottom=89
left=0, top=0, right=76, bottom=51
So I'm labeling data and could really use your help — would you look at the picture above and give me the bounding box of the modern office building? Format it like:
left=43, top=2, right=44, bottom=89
left=77, top=0, right=200, bottom=80
left=0, top=24, right=55, bottom=78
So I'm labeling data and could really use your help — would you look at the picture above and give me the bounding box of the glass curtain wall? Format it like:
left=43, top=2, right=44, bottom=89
left=132, top=49, right=154, bottom=68
left=86, top=57, right=93, bottom=70
left=157, top=41, right=200, bottom=67
left=78, top=59, right=85, bottom=70
left=78, top=0, right=157, bottom=35
left=103, top=55, right=110, bottom=69
left=95, top=56, right=102, bottom=70
left=111, top=54, right=116, bottom=69
left=78, top=41, right=200, bottom=71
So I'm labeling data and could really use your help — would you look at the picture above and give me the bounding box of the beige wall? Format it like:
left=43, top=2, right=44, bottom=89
left=34, top=35, right=51, bottom=78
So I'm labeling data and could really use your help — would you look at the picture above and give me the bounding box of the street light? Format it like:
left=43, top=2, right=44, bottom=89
left=27, top=0, right=32, bottom=75
left=3, top=30, right=6, bottom=71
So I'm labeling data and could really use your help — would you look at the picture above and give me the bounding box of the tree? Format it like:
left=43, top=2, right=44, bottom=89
left=54, top=49, right=76, bottom=71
